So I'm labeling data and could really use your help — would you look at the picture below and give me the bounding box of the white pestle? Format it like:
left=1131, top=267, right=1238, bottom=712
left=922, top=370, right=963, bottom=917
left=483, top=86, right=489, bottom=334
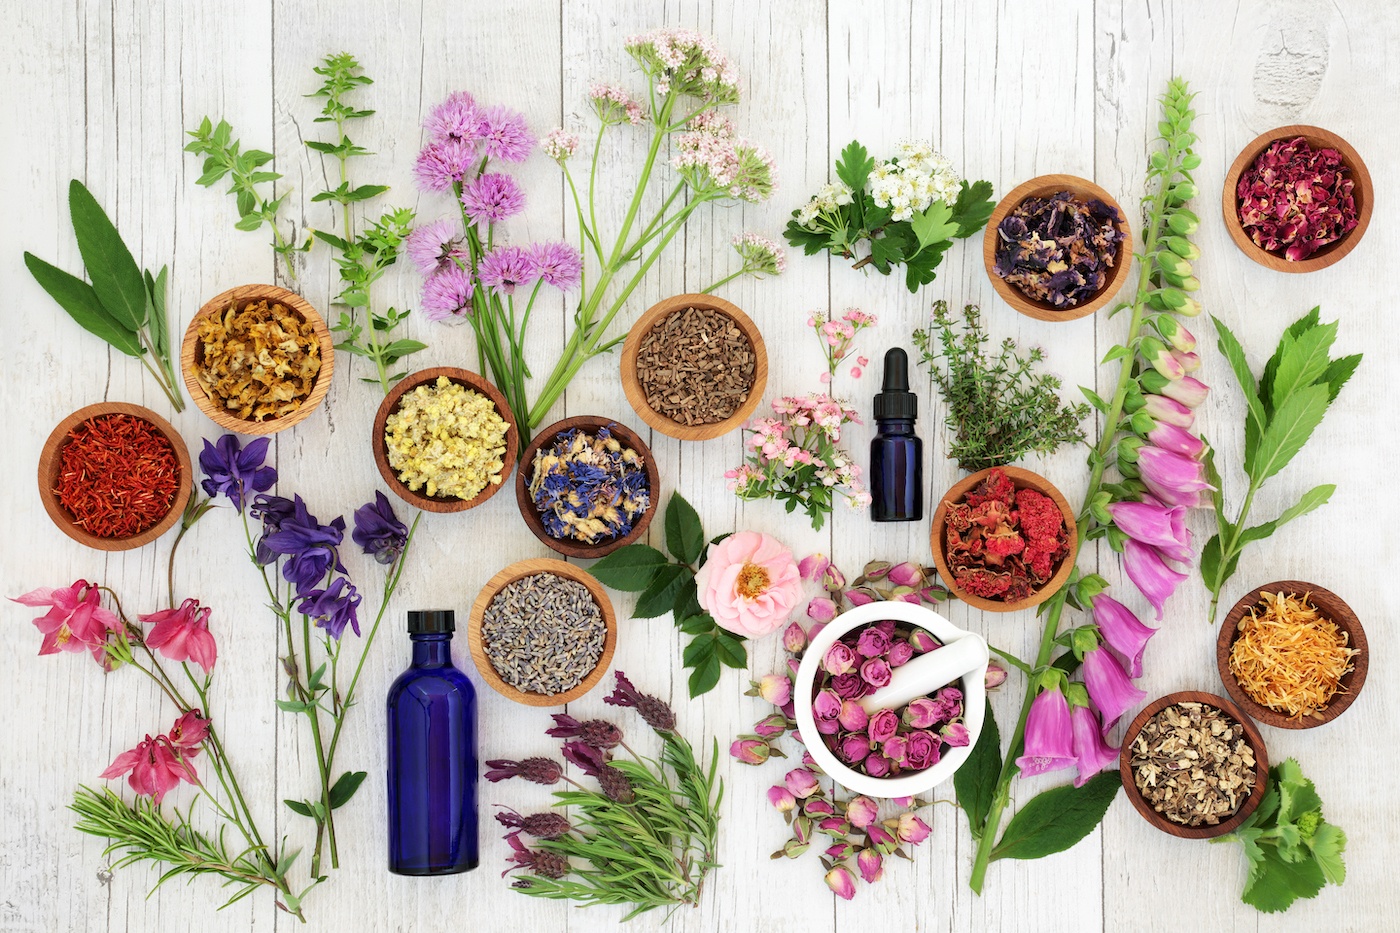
left=857, top=634, right=990, bottom=714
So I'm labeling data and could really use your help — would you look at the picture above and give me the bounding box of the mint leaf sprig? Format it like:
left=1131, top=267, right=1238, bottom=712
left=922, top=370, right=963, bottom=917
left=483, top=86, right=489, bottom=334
left=1213, top=758, right=1347, bottom=913
left=1202, top=308, right=1360, bottom=621
left=590, top=493, right=745, bottom=697
left=184, top=117, right=307, bottom=280
left=24, top=180, right=185, bottom=412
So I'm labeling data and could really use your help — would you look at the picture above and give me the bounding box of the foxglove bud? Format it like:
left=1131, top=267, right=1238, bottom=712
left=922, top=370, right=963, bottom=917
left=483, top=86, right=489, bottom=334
left=1140, top=336, right=1184, bottom=380
left=1171, top=350, right=1201, bottom=372
left=1167, top=209, right=1199, bottom=235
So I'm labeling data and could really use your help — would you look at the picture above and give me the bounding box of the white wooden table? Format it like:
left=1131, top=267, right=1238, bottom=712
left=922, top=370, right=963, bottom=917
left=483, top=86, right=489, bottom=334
left=3, top=2, right=1395, bottom=931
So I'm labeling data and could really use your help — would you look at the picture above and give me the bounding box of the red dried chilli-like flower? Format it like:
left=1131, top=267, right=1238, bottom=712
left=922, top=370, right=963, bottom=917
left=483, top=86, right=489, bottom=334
left=945, top=469, right=1068, bottom=601
left=1236, top=136, right=1358, bottom=261
left=56, top=414, right=180, bottom=538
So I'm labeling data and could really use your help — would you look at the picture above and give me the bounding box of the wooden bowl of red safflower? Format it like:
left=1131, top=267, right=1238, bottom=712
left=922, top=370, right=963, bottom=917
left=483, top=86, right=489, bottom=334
left=38, top=402, right=192, bottom=551
left=929, top=465, right=1076, bottom=613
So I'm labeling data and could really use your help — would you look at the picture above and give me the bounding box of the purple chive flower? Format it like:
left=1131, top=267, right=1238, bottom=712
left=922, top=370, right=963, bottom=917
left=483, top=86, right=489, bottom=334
left=423, top=91, right=483, bottom=145
left=823, top=642, right=856, bottom=676
left=405, top=218, right=465, bottom=275
left=479, top=105, right=533, bottom=162
left=460, top=172, right=526, bottom=225
left=412, top=138, right=476, bottom=192
left=1081, top=648, right=1147, bottom=735
left=1146, top=421, right=1205, bottom=459
left=904, top=731, right=941, bottom=770
left=249, top=494, right=296, bottom=565
left=1070, top=704, right=1119, bottom=787
left=1122, top=538, right=1188, bottom=620
left=421, top=265, right=475, bottom=323
left=845, top=796, right=879, bottom=829
left=1143, top=393, right=1195, bottom=428
left=352, top=490, right=409, bottom=565
left=857, top=847, right=884, bottom=883
left=1090, top=593, right=1157, bottom=679
left=477, top=244, right=538, bottom=296
left=298, top=576, right=362, bottom=639
left=199, top=435, right=276, bottom=512
left=1107, top=500, right=1193, bottom=563
left=1137, top=446, right=1214, bottom=509
left=526, top=241, right=583, bottom=290
left=260, top=495, right=348, bottom=598
left=1014, top=686, right=1076, bottom=778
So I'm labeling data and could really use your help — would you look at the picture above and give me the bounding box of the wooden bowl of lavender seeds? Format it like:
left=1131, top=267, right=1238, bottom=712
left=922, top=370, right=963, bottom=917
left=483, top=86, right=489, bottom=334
left=620, top=293, right=767, bottom=441
left=467, top=558, right=617, bottom=706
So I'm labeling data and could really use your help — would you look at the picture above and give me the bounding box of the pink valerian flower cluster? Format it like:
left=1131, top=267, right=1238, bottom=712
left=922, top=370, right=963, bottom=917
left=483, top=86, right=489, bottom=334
left=809, top=308, right=876, bottom=382
left=540, top=128, right=580, bottom=162
left=731, top=233, right=786, bottom=278
left=588, top=81, right=647, bottom=125
left=623, top=27, right=740, bottom=103
left=101, top=710, right=212, bottom=805
left=671, top=111, right=777, bottom=203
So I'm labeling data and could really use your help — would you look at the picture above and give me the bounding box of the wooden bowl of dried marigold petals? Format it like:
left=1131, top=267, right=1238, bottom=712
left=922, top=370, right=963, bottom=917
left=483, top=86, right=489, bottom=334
left=182, top=284, right=334, bottom=435
left=1216, top=581, right=1367, bottom=730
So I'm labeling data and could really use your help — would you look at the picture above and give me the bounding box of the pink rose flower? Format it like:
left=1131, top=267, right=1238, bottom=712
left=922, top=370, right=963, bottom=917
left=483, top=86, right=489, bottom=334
left=758, top=673, right=792, bottom=707
left=823, top=642, right=856, bottom=676
left=903, top=697, right=939, bottom=729
left=896, top=812, right=932, bottom=844
left=888, top=640, right=915, bottom=668
left=856, top=626, right=891, bottom=657
left=812, top=689, right=842, bottom=727
left=904, top=730, right=941, bottom=771
left=860, top=658, right=892, bottom=688
left=830, top=672, right=868, bottom=699
left=942, top=722, right=971, bottom=747
left=838, top=699, right=869, bottom=733
left=845, top=795, right=879, bottom=829
left=838, top=733, right=871, bottom=763
left=882, top=734, right=909, bottom=765
left=863, top=753, right=892, bottom=778
left=867, top=709, right=899, bottom=744
left=694, top=531, right=802, bottom=637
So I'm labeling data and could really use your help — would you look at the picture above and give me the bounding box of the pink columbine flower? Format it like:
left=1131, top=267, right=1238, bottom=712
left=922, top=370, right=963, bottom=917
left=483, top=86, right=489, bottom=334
left=896, top=812, right=932, bottom=845
left=1122, top=539, right=1188, bottom=620
left=845, top=795, right=879, bottom=829
left=784, top=768, right=821, bottom=799
left=857, top=847, right=884, bottom=883
left=1107, top=500, right=1193, bottom=563
left=1146, top=422, right=1205, bottom=459
left=526, top=241, right=583, bottom=290
left=460, top=172, right=526, bottom=225
left=1090, top=593, right=1157, bottom=678
left=412, top=138, right=475, bottom=192
left=1143, top=393, right=1195, bottom=428
left=423, top=91, right=483, bottom=146
left=101, top=734, right=198, bottom=804
left=985, top=662, right=1008, bottom=689
left=1082, top=648, right=1147, bottom=734
left=477, top=244, right=538, bottom=296
left=807, top=596, right=837, bottom=624
left=1137, top=446, right=1214, bottom=509
left=757, top=673, right=792, bottom=707
left=167, top=710, right=212, bottom=752
left=767, top=784, right=796, bottom=812
left=1070, top=704, right=1119, bottom=787
left=11, top=579, right=120, bottom=663
left=1014, top=686, right=1076, bottom=778
left=730, top=738, right=769, bottom=765
left=421, top=265, right=475, bottom=323
left=405, top=218, right=465, bottom=275
left=694, top=532, right=802, bottom=638
left=479, top=105, right=533, bottom=163
left=141, top=598, right=218, bottom=674
left=782, top=622, right=808, bottom=654
left=824, top=865, right=857, bottom=901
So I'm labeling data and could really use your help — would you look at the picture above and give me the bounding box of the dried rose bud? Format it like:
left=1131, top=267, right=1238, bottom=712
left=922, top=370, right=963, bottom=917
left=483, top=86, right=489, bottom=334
left=784, top=767, right=821, bottom=799
left=818, top=816, right=851, bottom=838
left=857, top=847, right=884, bottom=883
left=825, top=866, right=857, bottom=901
left=798, top=553, right=830, bottom=582
left=862, top=560, right=892, bottom=580
left=730, top=738, right=770, bottom=766
left=908, top=630, right=939, bottom=653
left=887, top=561, right=922, bottom=587
left=825, top=841, right=857, bottom=861
left=866, top=823, right=898, bottom=855
left=782, top=838, right=810, bottom=859
left=767, top=785, right=796, bottom=812
left=803, top=797, right=835, bottom=818
left=758, top=673, right=792, bottom=707
left=896, top=812, right=931, bottom=845
left=782, top=621, right=808, bottom=654
left=806, top=596, right=837, bottom=624
left=792, top=815, right=813, bottom=845
left=845, top=795, right=879, bottom=829
left=754, top=713, right=789, bottom=740
left=984, top=662, right=1008, bottom=690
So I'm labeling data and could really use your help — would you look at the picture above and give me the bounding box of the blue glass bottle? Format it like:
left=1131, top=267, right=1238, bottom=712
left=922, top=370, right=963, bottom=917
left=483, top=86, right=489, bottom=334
left=870, top=347, right=923, bottom=522
left=387, top=609, right=478, bottom=875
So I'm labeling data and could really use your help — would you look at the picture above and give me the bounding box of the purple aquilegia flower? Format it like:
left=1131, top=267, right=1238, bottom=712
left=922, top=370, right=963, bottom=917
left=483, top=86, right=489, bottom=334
left=526, top=241, right=583, bottom=290
left=405, top=218, right=465, bottom=275
left=1081, top=648, right=1146, bottom=734
left=1107, top=500, right=1193, bottom=563
left=351, top=490, right=408, bottom=565
left=421, top=266, right=475, bottom=323
left=1146, top=421, right=1205, bottom=459
left=1137, top=446, right=1214, bottom=509
left=423, top=91, right=483, bottom=146
left=477, top=244, right=537, bottom=296
left=1069, top=704, right=1119, bottom=787
left=1014, top=686, right=1075, bottom=777
left=460, top=172, right=526, bottom=225
left=249, top=494, right=295, bottom=565
left=413, top=138, right=475, bottom=193
left=298, top=576, right=362, bottom=639
left=261, top=495, right=348, bottom=598
left=1122, top=538, right=1188, bottom=620
left=199, top=435, right=276, bottom=512
left=479, top=105, right=533, bottom=163
left=1090, top=593, right=1156, bottom=678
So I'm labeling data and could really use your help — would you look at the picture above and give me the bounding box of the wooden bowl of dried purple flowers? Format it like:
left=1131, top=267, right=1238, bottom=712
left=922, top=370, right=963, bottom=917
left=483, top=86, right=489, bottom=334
left=982, top=174, right=1133, bottom=322
left=514, top=415, right=660, bottom=559
left=1222, top=125, right=1372, bottom=273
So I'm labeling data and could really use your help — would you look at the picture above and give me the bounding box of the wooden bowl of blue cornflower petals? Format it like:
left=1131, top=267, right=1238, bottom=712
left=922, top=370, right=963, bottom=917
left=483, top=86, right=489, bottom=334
left=514, top=415, right=660, bottom=559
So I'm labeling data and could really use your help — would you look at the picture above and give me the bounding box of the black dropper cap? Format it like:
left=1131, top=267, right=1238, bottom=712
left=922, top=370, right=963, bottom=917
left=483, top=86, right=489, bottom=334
left=873, top=347, right=917, bottom=421
left=407, top=609, right=455, bottom=634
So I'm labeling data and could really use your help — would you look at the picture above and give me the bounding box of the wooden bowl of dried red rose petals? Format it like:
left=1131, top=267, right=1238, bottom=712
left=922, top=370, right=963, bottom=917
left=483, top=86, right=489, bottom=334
left=1222, top=125, right=1372, bottom=274
left=929, top=465, right=1076, bottom=613
left=39, top=401, right=192, bottom=551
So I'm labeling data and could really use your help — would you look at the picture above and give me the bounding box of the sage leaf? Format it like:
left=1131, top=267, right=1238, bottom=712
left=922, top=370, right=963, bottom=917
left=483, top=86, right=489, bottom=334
left=328, top=771, right=368, bottom=809
left=589, top=544, right=669, bottom=591
left=24, top=252, right=143, bottom=357
left=634, top=564, right=689, bottom=618
left=954, top=699, right=1001, bottom=838
left=68, top=180, right=148, bottom=331
left=989, top=770, right=1119, bottom=861
left=1248, top=383, right=1330, bottom=485
left=145, top=266, right=169, bottom=357
left=664, top=493, right=705, bottom=565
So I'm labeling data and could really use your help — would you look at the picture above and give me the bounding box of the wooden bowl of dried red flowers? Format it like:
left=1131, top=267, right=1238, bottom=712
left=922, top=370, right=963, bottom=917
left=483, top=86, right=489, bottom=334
left=38, top=401, right=192, bottom=551
left=1222, top=125, right=1372, bottom=274
left=182, top=284, right=335, bottom=435
left=1120, top=691, right=1270, bottom=840
left=620, top=293, right=767, bottom=442
left=514, top=415, right=660, bottom=559
left=1216, top=581, right=1367, bottom=730
left=929, top=465, right=1076, bottom=612
left=372, top=366, right=518, bottom=514
left=982, top=174, right=1133, bottom=323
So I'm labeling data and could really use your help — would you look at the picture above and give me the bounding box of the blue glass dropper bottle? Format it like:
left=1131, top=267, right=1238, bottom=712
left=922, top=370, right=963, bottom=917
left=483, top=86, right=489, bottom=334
left=870, top=347, right=923, bottom=522
left=386, top=609, right=478, bottom=875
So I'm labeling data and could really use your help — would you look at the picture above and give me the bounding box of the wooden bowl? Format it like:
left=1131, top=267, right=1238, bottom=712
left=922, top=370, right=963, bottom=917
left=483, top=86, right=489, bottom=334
left=982, top=174, right=1134, bottom=322
left=1222, top=125, right=1372, bottom=273
left=514, top=415, right=660, bottom=559
left=38, top=402, right=192, bottom=551
left=620, top=293, right=767, bottom=441
left=182, top=284, right=335, bottom=435
left=1216, top=581, right=1367, bottom=729
left=372, top=366, right=518, bottom=513
left=467, top=558, right=618, bottom=706
left=1119, top=691, right=1269, bottom=840
left=929, top=466, right=1077, bottom=612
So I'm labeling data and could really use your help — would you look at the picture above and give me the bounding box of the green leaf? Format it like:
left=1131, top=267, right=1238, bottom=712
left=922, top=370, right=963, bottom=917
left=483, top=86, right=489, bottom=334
left=68, top=180, right=148, bottom=331
left=1260, top=307, right=1320, bottom=407
left=1198, top=532, right=1238, bottom=598
left=910, top=199, right=959, bottom=249
left=1079, top=386, right=1108, bottom=413
left=1306, top=823, right=1346, bottom=885
left=1248, top=383, right=1330, bottom=485
left=349, top=184, right=390, bottom=201
left=677, top=613, right=716, bottom=635
left=868, top=228, right=910, bottom=274
left=681, top=633, right=715, bottom=667
left=834, top=139, right=874, bottom=193
left=634, top=564, right=689, bottom=618
left=589, top=544, right=669, bottom=591
left=990, top=770, right=1120, bottom=861
left=1211, top=315, right=1266, bottom=458
left=687, top=651, right=722, bottom=697
left=949, top=179, right=995, bottom=237
left=328, top=771, right=368, bottom=809
left=1101, top=345, right=1131, bottom=364
left=275, top=699, right=312, bottom=714
left=1240, top=843, right=1326, bottom=913
left=146, top=265, right=169, bottom=357
left=24, top=252, right=143, bottom=357
left=1269, top=318, right=1337, bottom=412
left=1236, top=484, right=1334, bottom=547
left=283, top=799, right=316, bottom=819
left=234, top=214, right=264, bottom=232
left=714, top=632, right=747, bottom=668
left=903, top=240, right=949, bottom=292
left=1319, top=354, right=1361, bottom=404
left=664, top=493, right=705, bottom=565
left=783, top=219, right=833, bottom=255
left=954, top=699, right=1001, bottom=838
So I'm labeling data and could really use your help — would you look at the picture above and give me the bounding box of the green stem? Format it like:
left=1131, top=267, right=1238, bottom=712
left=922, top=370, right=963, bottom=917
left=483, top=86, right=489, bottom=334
left=1207, top=482, right=1259, bottom=621
left=303, top=613, right=337, bottom=874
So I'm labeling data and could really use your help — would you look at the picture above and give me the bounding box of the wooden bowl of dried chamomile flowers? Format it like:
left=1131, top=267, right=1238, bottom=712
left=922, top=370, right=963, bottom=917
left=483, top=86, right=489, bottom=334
left=514, top=415, right=660, bottom=559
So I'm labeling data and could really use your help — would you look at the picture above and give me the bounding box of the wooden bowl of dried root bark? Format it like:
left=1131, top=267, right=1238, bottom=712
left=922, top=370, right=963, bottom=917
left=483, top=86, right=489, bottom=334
left=620, top=293, right=767, bottom=441
left=1119, top=691, right=1269, bottom=840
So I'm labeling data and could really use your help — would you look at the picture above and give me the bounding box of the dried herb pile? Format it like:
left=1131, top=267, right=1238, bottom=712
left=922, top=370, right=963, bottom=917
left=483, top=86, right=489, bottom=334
left=993, top=191, right=1125, bottom=308
left=1236, top=137, right=1358, bottom=261
left=56, top=414, right=180, bottom=538
left=942, top=468, right=1069, bottom=602
left=636, top=306, right=755, bottom=425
